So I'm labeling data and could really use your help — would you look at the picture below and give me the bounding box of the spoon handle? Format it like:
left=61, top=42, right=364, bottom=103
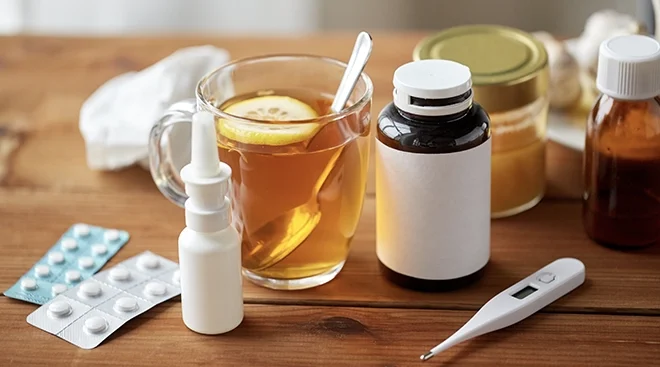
left=330, top=31, right=373, bottom=113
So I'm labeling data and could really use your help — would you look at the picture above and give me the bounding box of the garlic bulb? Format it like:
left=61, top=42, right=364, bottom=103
left=533, top=32, right=582, bottom=110
left=572, top=10, right=643, bottom=74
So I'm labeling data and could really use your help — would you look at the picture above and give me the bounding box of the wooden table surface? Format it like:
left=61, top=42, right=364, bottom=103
left=0, top=33, right=658, bottom=366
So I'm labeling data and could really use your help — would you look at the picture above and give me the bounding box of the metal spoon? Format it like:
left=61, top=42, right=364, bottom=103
left=331, top=31, right=374, bottom=113
left=242, top=32, right=373, bottom=272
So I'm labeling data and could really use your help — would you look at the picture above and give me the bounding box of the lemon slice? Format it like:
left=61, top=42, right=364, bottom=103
left=219, top=96, right=320, bottom=146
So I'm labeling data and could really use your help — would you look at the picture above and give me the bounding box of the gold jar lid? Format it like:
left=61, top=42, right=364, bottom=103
left=414, top=25, right=549, bottom=113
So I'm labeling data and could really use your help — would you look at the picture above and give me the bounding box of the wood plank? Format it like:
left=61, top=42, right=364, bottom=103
left=2, top=188, right=658, bottom=314
left=1, top=299, right=658, bottom=367
left=0, top=35, right=581, bottom=199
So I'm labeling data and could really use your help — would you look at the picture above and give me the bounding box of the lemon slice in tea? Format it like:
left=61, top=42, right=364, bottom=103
left=219, top=96, right=321, bottom=146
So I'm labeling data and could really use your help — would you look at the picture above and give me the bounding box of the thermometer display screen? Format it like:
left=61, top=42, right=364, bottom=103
left=512, top=285, right=538, bottom=299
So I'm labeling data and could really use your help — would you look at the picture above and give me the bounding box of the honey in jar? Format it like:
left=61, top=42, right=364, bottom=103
left=414, top=25, right=549, bottom=218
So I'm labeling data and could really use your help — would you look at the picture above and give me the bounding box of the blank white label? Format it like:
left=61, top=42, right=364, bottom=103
left=375, top=139, right=491, bottom=280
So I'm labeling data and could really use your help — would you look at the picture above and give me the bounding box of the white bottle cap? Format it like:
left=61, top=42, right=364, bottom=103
left=180, top=111, right=232, bottom=233
left=393, top=59, right=473, bottom=116
left=597, top=34, right=660, bottom=100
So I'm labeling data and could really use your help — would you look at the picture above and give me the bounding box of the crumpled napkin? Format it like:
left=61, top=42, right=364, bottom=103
left=79, top=45, right=230, bottom=170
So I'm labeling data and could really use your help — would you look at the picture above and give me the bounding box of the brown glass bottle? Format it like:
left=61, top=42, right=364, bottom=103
left=583, top=95, right=660, bottom=248
left=378, top=101, right=490, bottom=153
left=583, top=34, right=660, bottom=249
left=377, top=101, right=491, bottom=291
left=375, top=59, right=491, bottom=292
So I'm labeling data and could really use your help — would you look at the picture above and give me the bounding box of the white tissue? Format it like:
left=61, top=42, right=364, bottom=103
left=79, top=45, right=230, bottom=170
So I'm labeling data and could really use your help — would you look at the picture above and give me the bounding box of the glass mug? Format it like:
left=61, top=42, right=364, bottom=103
left=149, top=55, right=373, bottom=290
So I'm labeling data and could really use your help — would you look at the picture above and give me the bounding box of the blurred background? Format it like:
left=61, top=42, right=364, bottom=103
left=0, top=0, right=654, bottom=36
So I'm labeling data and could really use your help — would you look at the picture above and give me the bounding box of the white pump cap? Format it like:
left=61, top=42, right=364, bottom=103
left=393, top=59, right=473, bottom=116
left=180, top=111, right=232, bottom=233
left=596, top=34, right=660, bottom=100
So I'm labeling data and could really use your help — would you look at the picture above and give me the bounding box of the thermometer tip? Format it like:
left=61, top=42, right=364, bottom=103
left=420, top=352, right=434, bottom=361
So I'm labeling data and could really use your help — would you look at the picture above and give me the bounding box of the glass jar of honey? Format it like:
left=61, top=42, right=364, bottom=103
left=414, top=25, right=549, bottom=218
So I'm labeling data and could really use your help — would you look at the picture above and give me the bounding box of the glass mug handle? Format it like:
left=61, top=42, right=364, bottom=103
left=148, top=98, right=197, bottom=207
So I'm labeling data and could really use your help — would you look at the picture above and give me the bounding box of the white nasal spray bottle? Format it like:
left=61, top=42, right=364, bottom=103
left=178, top=110, right=243, bottom=334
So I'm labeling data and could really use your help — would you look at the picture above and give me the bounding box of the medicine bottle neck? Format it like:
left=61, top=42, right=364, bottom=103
left=393, top=89, right=473, bottom=123
left=603, top=94, right=660, bottom=102
left=594, top=94, right=660, bottom=120
left=395, top=105, right=471, bottom=124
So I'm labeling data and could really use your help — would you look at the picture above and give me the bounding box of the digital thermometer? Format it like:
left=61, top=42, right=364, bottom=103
left=420, top=258, right=586, bottom=361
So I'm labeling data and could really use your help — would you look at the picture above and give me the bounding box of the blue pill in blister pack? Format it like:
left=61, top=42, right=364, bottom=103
left=3, top=223, right=130, bottom=305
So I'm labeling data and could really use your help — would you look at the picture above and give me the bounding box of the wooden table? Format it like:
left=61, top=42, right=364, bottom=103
left=0, top=34, right=658, bottom=366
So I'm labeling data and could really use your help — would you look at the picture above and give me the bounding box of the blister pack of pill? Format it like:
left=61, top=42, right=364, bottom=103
left=27, top=251, right=181, bottom=349
left=4, top=223, right=130, bottom=305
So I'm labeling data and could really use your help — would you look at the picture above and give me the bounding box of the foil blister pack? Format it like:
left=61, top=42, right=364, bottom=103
left=27, top=251, right=181, bottom=349
left=4, top=223, right=130, bottom=305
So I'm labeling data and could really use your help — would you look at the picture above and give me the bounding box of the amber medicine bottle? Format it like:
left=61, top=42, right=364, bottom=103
left=584, top=34, right=660, bottom=249
left=376, top=59, right=491, bottom=291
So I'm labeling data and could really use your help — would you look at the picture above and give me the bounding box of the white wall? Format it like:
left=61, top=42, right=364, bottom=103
left=321, top=0, right=642, bottom=36
left=0, top=0, right=319, bottom=35
left=0, top=0, right=649, bottom=36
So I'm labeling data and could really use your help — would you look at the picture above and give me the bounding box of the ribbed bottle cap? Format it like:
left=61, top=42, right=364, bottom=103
left=393, top=59, right=473, bottom=116
left=597, top=34, right=660, bottom=100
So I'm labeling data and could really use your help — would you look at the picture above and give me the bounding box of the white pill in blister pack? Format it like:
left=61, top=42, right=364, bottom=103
left=126, top=279, right=177, bottom=304
left=48, top=252, right=65, bottom=265
left=21, top=278, right=38, bottom=291
left=65, top=270, right=82, bottom=284
left=27, top=251, right=181, bottom=350
left=78, top=282, right=102, bottom=298
left=110, top=268, right=131, bottom=282
left=48, top=301, right=72, bottom=318
left=103, top=230, right=120, bottom=243
left=73, top=224, right=90, bottom=238
left=91, top=244, right=108, bottom=256
left=61, top=238, right=78, bottom=251
left=78, top=257, right=95, bottom=270
left=34, top=265, right=51, bottom=278
left=122, top=251, right=178, bottom=278
left=94, top=266, right=147, bottom=289
left=137, top=254, right=160, bottom=271
left=144, top=282, right=166, bottom=297
left=66, top=280, right=119, bottom=308
left=114, top=297, right=138, bottom=313
left=84, top=316, right=108, bottom=334
left=96, top=293, right=151, bottom=321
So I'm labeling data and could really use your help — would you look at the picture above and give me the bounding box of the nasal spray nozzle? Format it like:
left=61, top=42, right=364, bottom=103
left=178, top=110, right=243, bottom=335
left=179, top=111, right=232, bottom=233
left=190, top=111, right=223, bottom=178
